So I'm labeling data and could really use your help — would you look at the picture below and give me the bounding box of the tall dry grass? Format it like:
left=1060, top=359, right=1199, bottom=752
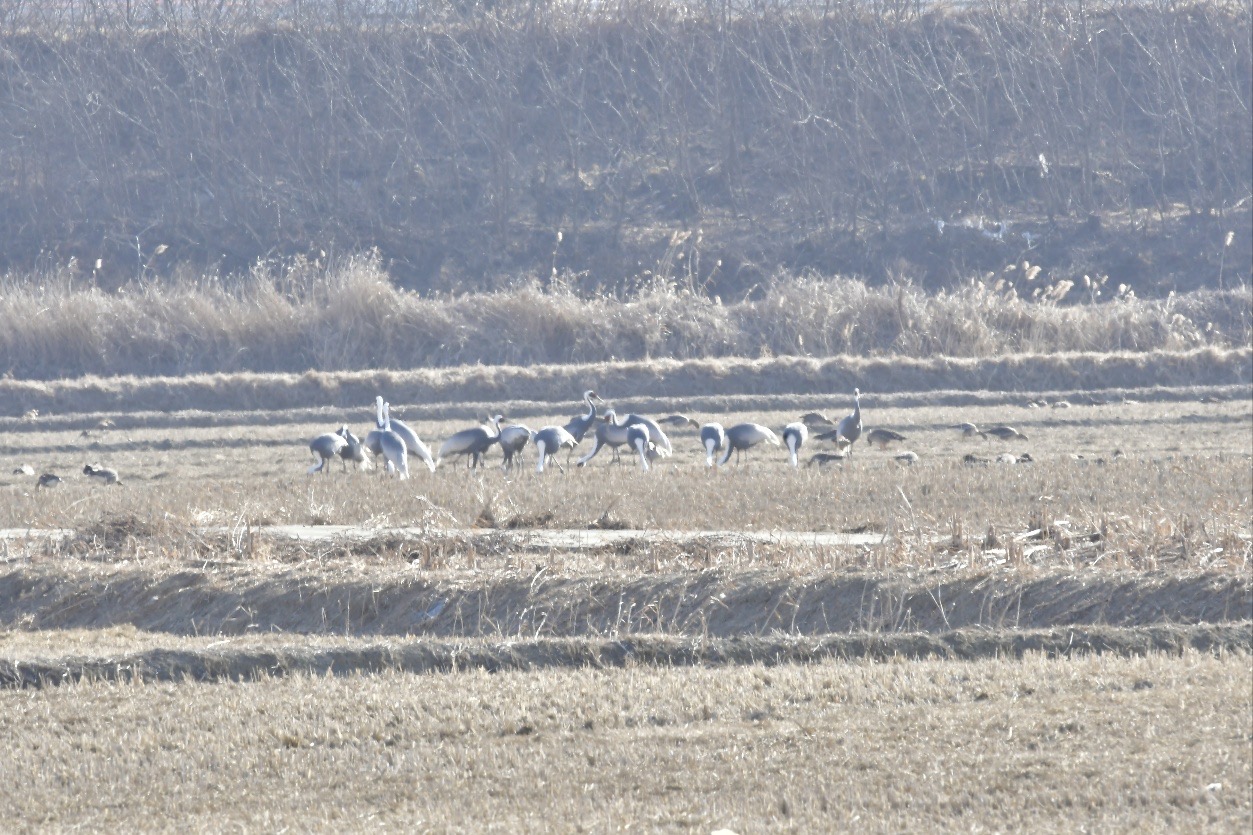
left=0, top=254, right=1247, bottom=379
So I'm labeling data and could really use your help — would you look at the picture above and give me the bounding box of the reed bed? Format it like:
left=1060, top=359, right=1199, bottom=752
left=0, top=256, right=1247, bottom=380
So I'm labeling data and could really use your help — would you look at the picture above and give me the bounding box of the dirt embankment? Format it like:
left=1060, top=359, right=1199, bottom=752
left=2, top=563, right=1247, bottom=640
left=2, top=625, right=1248, bottom=689
left=1, top=347, right=1248, bottom=418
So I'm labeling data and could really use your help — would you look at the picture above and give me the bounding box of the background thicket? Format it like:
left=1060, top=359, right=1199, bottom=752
left=1, top=0, right=1249, bottom=297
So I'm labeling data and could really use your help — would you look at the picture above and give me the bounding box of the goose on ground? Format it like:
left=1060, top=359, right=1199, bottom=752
left=806, top=452, right=846, bottom=468
left=799, top=411, right=835, bottom=429
left=37, top=472, right=62, bottom=488
left=893, top=451, right=920, bottom=465
left=83, top=463, right=122, bottom=484
left=717, top=423, right=780, bottom=466
left=981, top=425, right=1029, bottom=442
left=866, top=428, right=907, bottom=450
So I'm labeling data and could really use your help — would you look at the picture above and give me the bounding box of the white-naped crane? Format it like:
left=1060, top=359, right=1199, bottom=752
left=378, top=412, right=409, bottom=479
left=627, top=424, right=661, bottom=471
left=369, top=397, right=437, bottom=472
left=563, top=390, right=604, bottom=443
left=866, top=427, right=908, bottom=450
left=438, top=414, right=505, bottom=469
left=576, top=409, right=634, bottom=466
left=660, top=414, right=726, bottom=467
left=836, top=388, right=863, bottom=454
left=308, top=432, right=348, bottom=475
left=498, top=422, right=533, bottom=471
left=614, top=410, right=672, bottom=455
left=532, top=425, right=578, bottom=473
left=717, top=423, right=780, bottom=466
left=781, top=422, right=808, bottom=468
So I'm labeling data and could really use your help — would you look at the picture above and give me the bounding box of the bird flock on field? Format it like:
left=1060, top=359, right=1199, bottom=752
left=300, top=388, right=1038, bottom=478
left=13, top=388, right=1045, bottom=487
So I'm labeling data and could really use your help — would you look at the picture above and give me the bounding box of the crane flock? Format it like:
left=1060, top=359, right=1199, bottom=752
left=302, top=389, right=1036, bottom=478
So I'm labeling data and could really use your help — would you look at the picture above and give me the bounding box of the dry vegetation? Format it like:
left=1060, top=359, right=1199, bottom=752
left=0, top=255, right=1249, bottom=379
left=0, top=653, right=1248, bottom=831
left=0, top=0, right=1248, bottom=295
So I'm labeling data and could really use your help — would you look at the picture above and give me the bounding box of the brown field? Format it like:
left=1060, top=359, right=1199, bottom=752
left=0, top=653, right=1248, bottom=832
left=1, top=366, right=1250, bottom=830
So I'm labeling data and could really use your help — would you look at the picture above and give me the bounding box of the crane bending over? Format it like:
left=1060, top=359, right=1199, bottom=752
left=660, top=414, right=726, bottom=467
left=717, top=423, right=780, bottom=466
left=627, top=424, right=660, bottom=471
left=781, top=422, right=808, bottom=468
left=308, top=432, right=348, bottom=475
left=533, top=425, right=578, bottom=473
left=498, top=422, right=533, bottom=471
left=378, top=413, right=409, bottom=479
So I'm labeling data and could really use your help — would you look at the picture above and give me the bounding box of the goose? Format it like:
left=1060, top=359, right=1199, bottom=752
left=781, top=422, right=808, bottom=468
left=83, top=463, right=122, bottom=484
left=813, top=428, right=853, bottom=452
left=533, top=425, right=578, bottom=473
left=836, top=388, right=863, bottom=454
left=378, top=413, right=409, bottom=479
left=660, top=415, right=725, bottom=467
left=37, top=472, right=62, bottom=488
left=563, top=390, right=605, bottom=443
left=12, top=464, right=34, bottom=476
left=366, top=398, right=437, bottom=472
left=717, top=423, right=780, bottom=466
left=799, top=411, right=835, bottom=429
left=438, top=414, right=505, bottom=469
left=806, top=452, right=846, bottom=468
left=893, top=451, right=920, bottom=465
left=498, top=422, right=533, bottom=470
left=334, top=425, right=371, bottom=471
left=866, top=428, right=908, bottom=450
left=309, top=431, right=349, bottom=474
left=577, top=409, right=635, bottom=466
left=980, top=425, right=1029, bottom=442
left=951, top=423, right=981, bottom=438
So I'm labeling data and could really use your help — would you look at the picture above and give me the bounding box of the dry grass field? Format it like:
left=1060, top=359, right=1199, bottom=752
left=0, top=653, right=1248, bottom=832
left=1, top=367, right=1249, bottom=831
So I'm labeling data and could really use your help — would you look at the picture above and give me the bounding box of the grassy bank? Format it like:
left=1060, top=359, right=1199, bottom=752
left=1, top=255, right=1248, bottom=381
